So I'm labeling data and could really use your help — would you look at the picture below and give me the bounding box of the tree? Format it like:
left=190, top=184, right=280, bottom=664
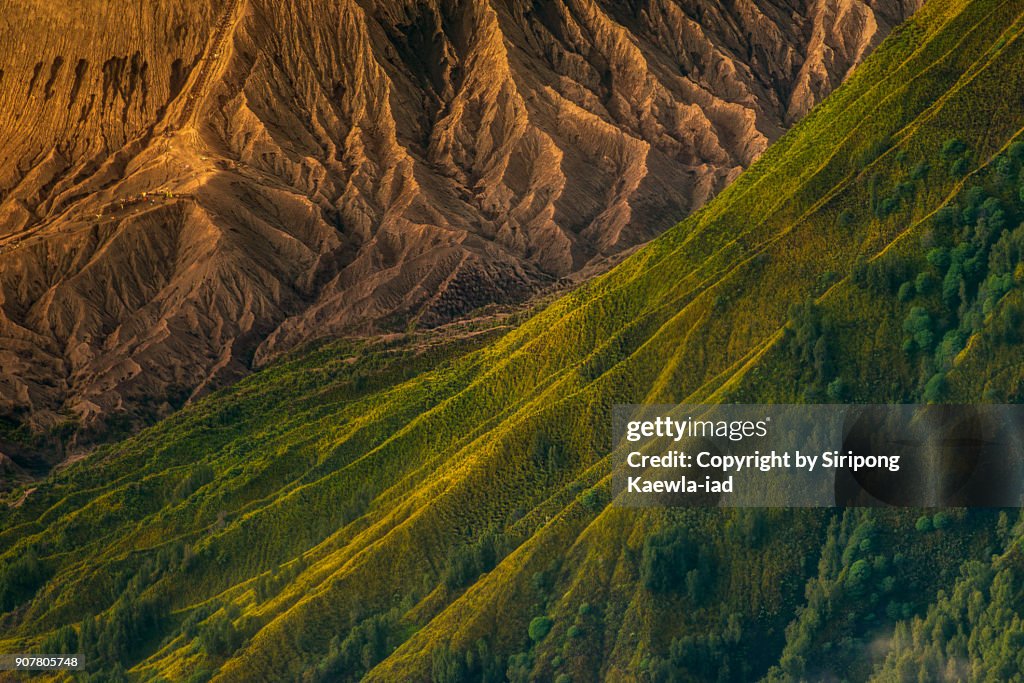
left=0, top=548, right=48, bottom=612
left=528, top=616, right=553, bottom=643
left=198, top=612, right=242, bottom=657
left=916, top=272, right=938, bottom=295
left=898, top=281, right=915, bottom=302
left=846, top=559, right=871, bottom=593
left=903, top=307, right=934, bottom=351
left=924, top=373, right=947, bottom=403
left=940, top=138, right=967, bottom=159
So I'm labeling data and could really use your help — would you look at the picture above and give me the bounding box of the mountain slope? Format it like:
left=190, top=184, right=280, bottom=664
left=4, top=0, right=1024, bottom=681
left=0, top=0, right=919, bottom=438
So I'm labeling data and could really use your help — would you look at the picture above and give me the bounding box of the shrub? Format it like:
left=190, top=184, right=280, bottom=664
left=578, top=488, right=604, bottom=512
left=528, top=616, right=553, bottom=643
left=940, top=138, right=967, bottom=159
left=923, top=373, right=947, bottom=403
left=826, top=378, right=849, bottom=401
left=915, top=516, right=932, bottom=532
left=915, top=272, right=938, bottom=295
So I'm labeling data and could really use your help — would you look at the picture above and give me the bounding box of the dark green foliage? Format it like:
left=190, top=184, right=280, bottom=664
left=826, top=378, right=849, bottom=401
left=932, top=511, right=952, bottom=530
left=915, top=271, right=938, bottom=295
left=40, top=624, right=78, bottom=655
left=932, top=206, right=958, bottom=231
left=80, top=580, right=168, bottom=667
left=991, top=297, right=1023, bottom=343
left=316, top=608, right=406, bottom=682
left=199, top=611, right=243, bottom=658
left=506, top=652, right=533, bottom=683
left=577, top=488, right=606, bottom=512
left=923, top=373, right=947, bottom=402
left=845, top=559, right=871, bottom=592
left=940, top=137, right=968, bottom=159
left=874, top=544, right=1024, bottom=681
left=641, top=525, right=716, bottom=602
left=443, top=530, right=507, bottom=590
left=649, top=617, right=748, bottom=683
left=254, top=557, right=308, bottom=603
left=859, top=135, right=893, bottom=168
left=173, top=463, right=215, bottom=500
left=903, top=307, right=934, bottom=352
left=0, top=548, right=48, bottom=613
left=528, top=616, right=553, bottom=643
left=950, top=157, right=971, bottom=177
left=852, top=256, right=913, bottom=294
left=784, top=300, right=840, bottom=400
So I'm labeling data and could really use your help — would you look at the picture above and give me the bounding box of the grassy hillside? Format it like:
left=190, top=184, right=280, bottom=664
left=4, top=0, right=1024, bottom=680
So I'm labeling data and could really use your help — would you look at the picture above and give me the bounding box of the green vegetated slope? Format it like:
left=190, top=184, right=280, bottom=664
left=5, top=0, right=1024, bottom=680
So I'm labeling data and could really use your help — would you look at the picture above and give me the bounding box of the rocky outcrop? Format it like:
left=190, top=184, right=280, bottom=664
left=0, top=0, right=921, bottom=439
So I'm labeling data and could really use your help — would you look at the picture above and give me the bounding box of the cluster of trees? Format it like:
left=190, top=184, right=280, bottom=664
left=254, top=556, right=308, bottom=602
left=784, top=300, right=843, bottom=401
left=647, top=614, right=748, bottom=683
left=442, top=529, right=511, bottom=590
left=851, top=254, right=914, bottom=296
left=0, top=547, right=48, bottom=613
left=197, top=609, right=244, bottom=658
left=641, top=524, right=716, bottom=603
left=908, top=142, right=1024, bottom=399
left=70, top=547, right=187, bottom=677
left=874, top=514, right=1024, bottom=682
left=915, top=511, right=953, bottom=533
left=310, top=607, right=405, bottom=682
left=79, top=582, right=167, bottom=667
left=429, top=602, right=599, bottom=683
left=869, top=173, right=915, bottom=220
left=765, top=513, right=909, bottom=681
left=850, top=138, right=1024, bottom=401
left=431, top=639, right=505, bottom=683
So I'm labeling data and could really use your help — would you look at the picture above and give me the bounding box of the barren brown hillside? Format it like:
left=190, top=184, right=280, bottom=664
left=0, top=0, right=919, bottom=443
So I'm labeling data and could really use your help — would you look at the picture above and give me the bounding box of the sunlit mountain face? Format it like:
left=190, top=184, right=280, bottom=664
left=0, top=0, right=917, bottom=454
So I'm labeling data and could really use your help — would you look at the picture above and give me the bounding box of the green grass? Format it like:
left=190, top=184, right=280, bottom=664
left=3, top=1, right=1024, bottom=680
